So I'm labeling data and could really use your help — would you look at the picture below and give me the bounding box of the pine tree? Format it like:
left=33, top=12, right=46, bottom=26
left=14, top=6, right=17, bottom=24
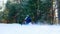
left=27, top=0, right=52, bottom=24
left=5, top=0, right=52, bottom=24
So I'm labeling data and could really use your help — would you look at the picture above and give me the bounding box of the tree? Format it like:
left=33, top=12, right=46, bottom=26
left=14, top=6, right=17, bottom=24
left=39, top=0, right=52, bottom=23
left=4, top=0, right=52, bottom=24
left=27, top=0, right=52, bottom=24
left=57, top=0, right=60, bottom=23
left=6, top=1, right=21, bottom=23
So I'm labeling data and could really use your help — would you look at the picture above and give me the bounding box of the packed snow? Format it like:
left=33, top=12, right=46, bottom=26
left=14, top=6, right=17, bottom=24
left=0, top=24, right=60, bottom=34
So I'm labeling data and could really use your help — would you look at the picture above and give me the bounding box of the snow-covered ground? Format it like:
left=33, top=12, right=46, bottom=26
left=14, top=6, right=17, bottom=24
left=0, top=24, right=60, bottom=34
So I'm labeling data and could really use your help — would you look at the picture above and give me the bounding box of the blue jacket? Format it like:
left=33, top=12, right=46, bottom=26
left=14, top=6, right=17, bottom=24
left=25, top=16, right=31, bottom=24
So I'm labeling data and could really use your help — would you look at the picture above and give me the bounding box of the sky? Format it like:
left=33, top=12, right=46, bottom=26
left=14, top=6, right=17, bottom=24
left=0, top=24, right=60, bottom=34
left=0, top=0, right=7, bottom=3
left=0, top=0, right=7, bottom=11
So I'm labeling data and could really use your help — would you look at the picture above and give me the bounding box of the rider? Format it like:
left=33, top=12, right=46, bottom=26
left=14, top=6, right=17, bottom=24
left=24, top=15, right=31, bottom=24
